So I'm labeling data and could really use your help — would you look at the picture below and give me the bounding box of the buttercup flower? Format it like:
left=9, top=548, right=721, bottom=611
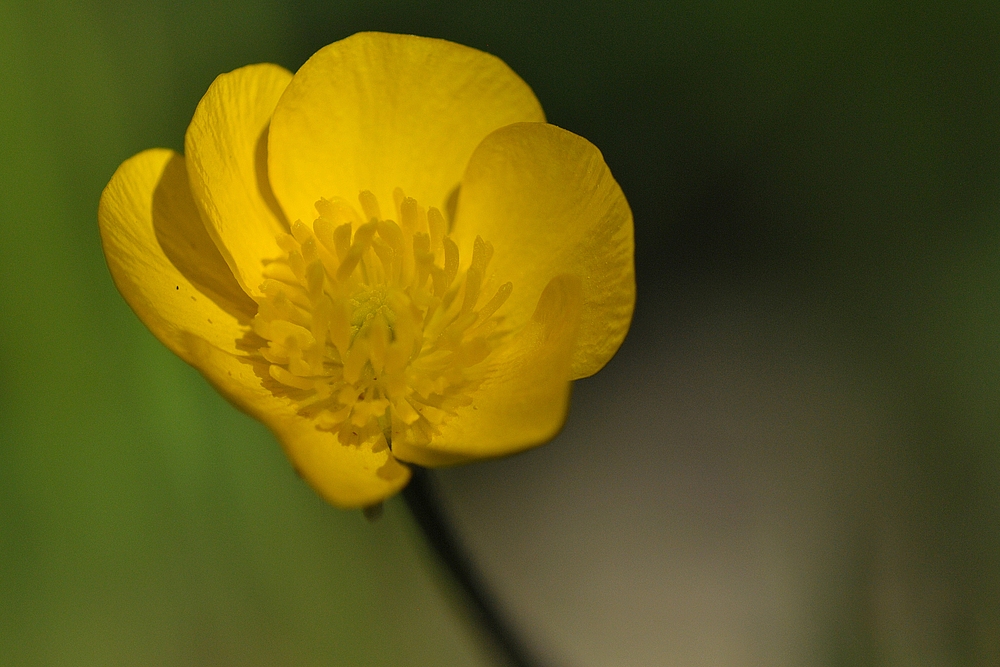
left=99, top=33, right=634, bottom=508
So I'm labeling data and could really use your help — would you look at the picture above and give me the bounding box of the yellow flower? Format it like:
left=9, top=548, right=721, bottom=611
left=98, top=32, right=634, bottom=508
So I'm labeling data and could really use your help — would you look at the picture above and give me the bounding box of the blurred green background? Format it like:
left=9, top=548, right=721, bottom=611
left=2, top=1, right=1000, bottom=665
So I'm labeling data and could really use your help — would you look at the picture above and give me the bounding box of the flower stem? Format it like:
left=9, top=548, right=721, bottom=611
left=402, top=466, right=540, bottom=667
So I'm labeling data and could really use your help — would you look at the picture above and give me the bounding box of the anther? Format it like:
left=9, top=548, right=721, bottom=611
left=428, top=207, right=446, bottom=251
left=442, top=237, right=459, bottom=291
left=476, top=282, right=513, bottom=324
left=400, top=197, right=419, bottom=234
left=359, top=190, right=381, bottom=221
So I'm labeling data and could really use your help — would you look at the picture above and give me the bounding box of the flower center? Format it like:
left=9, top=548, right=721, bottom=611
left=252, top=189, right=512, bottom=452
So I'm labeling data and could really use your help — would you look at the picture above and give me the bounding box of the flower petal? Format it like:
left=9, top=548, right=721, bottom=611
left=177, top=338, right=411, bottom=508
left=268, top=32, right=544, bottom=226
left=103, top=151, right=402, bottom=507
left=185, top=63, right=293, bottom=297
left=392, top=274, right=581, bottom=466
left=98, top=148, right=256, bottom=360
left=453, top=122, right=635, bottom=379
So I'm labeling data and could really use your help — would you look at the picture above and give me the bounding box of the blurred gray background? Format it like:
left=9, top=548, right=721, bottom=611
left=3, top=1, right=999, bottom=665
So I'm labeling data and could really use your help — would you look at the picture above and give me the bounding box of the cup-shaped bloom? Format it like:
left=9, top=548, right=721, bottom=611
left=99, top=33, right=634, bottom=508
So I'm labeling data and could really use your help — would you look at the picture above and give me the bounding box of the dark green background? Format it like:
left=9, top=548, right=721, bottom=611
left=2, top=1, right=1000, bottom=665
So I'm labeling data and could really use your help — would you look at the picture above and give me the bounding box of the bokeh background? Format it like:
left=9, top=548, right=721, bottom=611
left=2, top=1, right=1000, bottom=665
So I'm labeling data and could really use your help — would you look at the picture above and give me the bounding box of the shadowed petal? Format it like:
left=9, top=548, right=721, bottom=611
left=453, top=122, right=635, bottom=379
left=392, top=274, right=581, bottom=465
left=185, top=63, right=293, bottom=297
left=101, top=149, right=407, bottom=507
left=98, top=148, right=256, bottom=359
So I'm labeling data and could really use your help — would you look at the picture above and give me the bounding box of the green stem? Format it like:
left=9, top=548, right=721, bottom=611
left=402, top=466, right=540, bottom=667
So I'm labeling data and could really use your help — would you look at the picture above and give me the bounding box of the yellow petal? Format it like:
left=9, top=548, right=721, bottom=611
left=185, top=63, right=293, bottom=297
left=454, top=122, right=635, bottom=379
left=102, top=151, right=403, bottom=507
left=392, top=274, right=581, bottom=465
left=177, top=335, right=411, bottom=508
left=98, top=148, right=256, bottom=360
left=268, top=32, right=545, bottom=226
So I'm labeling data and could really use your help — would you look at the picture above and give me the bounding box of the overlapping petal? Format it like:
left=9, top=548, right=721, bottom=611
left=98, top=148, right=256, bottom=360
left=100, top=149, right=408, bottom=508
left=185, top=63, right=293, bottom=297
left=392, top=274, right=582, bottom=466
left=453, top=122, right=635, bottom=379
left=267, top=32, right=545, bottom=227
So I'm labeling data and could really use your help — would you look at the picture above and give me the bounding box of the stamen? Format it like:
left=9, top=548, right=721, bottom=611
left=461, top=268, right=481, bottom=314
left=400, top=197, right=419, bottom=234
left=427, top=207, right=446, bottom=253
left=359, top=190, right=381, bottom=221
left=442, top=237, right=459, bottom=291
left=313, top=216, right=338, bottom=254
left=290, top=219, right=313, bottom=245
left=471, top=235, right=493, bottom=274
left=253, top=190, right=514, bottom=452
left=476, top=282, right=513, bottom=324
left=333, top=223, right=352, bottom=262
left=336, top=220, right=377, bottom=282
